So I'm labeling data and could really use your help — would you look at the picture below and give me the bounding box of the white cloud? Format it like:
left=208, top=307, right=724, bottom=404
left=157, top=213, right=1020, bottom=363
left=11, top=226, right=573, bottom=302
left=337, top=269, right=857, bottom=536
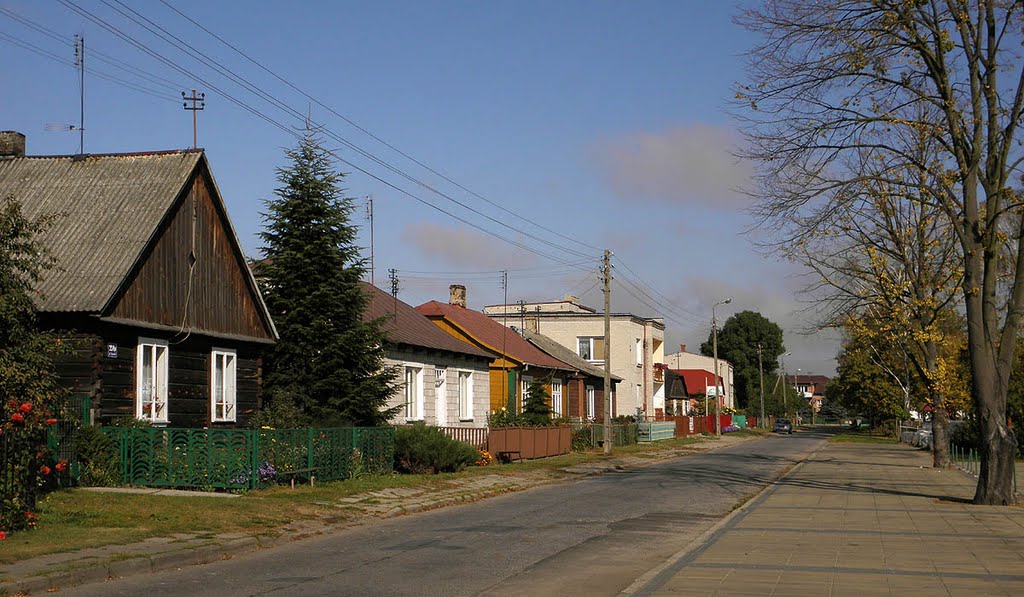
left=592, top=123, right=752, bottom=208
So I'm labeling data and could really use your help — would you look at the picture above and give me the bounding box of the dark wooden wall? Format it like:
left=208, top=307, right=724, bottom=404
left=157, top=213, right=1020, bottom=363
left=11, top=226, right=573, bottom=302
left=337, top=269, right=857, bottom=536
left=109, top=167, right=273, bottom=341
left=44, top=316, right=261, bottom=428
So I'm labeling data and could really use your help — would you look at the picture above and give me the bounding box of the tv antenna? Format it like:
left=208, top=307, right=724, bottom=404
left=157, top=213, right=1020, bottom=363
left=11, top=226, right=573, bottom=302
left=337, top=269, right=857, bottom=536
left=48, top=36, right=86, bottom=153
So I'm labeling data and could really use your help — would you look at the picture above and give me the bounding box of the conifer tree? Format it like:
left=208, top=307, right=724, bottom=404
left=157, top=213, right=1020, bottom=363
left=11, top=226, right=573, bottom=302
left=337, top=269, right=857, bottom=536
left=522, top=378, right=552, bottom=426
left=258, top=133, right=398, bottom=426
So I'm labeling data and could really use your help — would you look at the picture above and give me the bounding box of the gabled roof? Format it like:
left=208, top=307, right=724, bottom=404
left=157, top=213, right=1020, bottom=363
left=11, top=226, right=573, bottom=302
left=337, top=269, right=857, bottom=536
left=789, top=374, right=831, bottom=389
left=361, top=284, right=491, bottom=359
left=416, top=301, right=574, bottom=371
left=520, top=328, right=622, bottom=382
left=672, top=369, right=722, bottom=395
left=0, top=150, right=277, bottom=338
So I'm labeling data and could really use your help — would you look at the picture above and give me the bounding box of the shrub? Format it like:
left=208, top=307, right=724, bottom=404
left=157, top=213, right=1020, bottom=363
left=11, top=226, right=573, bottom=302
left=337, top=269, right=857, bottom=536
left=394, top=422, right=479, bottom=474
left=488, top=408, right=524, bottom=428
left=75, top=426, right=119, bottom=487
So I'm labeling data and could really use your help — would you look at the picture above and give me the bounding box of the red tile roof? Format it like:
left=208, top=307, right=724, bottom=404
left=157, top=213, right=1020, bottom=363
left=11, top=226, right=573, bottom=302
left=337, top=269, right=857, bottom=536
left=416, top=301, right=574, bottom=371
left=362, top=284, right=491, bottom=359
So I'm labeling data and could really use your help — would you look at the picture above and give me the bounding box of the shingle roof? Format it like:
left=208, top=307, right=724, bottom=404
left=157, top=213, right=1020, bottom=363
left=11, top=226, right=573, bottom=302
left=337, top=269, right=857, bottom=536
left=361, top=284, right=491, bottom=359
left=0, top=151, right=202, bottom=312
left=416, top=301, right=574, bottom=371
left=520, top=328, right=622, bottom=381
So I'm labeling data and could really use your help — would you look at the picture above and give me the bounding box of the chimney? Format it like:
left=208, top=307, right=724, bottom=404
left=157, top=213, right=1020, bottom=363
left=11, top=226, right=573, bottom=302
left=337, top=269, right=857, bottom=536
left=680, top=344, right=686, bottom=353
left=449, top=284, right=466, bottom=308
left=0, top=131, right=26, bottom=158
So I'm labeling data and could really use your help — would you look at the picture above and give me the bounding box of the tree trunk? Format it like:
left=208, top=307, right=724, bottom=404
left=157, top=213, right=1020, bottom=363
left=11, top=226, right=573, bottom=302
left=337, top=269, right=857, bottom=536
left=964, top=270, right=1017, bottom=504
left=924, top=342, right=950, bottom=468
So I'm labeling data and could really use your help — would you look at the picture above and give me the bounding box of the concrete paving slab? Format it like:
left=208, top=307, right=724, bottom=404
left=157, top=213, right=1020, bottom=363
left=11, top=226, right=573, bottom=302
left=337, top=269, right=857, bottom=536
left=631, top=440, right=1024, bottom=596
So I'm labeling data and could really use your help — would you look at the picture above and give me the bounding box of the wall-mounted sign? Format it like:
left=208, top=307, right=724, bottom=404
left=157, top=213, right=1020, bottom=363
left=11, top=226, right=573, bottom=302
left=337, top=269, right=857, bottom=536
left=106, top=343, right=118, bottom=359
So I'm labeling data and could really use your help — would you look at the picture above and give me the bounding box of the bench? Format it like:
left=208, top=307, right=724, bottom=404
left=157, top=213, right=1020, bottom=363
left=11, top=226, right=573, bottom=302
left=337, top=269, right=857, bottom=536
left=496, top=451, right=523, bottom=464
left=280, top=467, right=318, bottom=489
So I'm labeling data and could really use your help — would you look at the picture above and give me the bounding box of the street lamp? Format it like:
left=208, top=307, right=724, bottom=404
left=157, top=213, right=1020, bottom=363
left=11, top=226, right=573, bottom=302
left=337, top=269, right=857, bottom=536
left=780, top=352, right=792, bottom=422
left=712, top=298, right=731, bottom=437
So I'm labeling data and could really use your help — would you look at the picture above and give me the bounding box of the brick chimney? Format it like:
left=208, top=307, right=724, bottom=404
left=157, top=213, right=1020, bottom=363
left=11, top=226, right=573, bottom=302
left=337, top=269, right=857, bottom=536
left=680, top=344, right=686, bottom=353
left=0, top=131, right=26, bottom=158
left=449, top=284, right=466, bottom=308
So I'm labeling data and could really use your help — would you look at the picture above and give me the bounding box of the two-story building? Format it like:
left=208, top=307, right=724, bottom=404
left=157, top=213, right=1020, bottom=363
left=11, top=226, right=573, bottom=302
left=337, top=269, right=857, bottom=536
left=483, top=294, right=664, bottom=419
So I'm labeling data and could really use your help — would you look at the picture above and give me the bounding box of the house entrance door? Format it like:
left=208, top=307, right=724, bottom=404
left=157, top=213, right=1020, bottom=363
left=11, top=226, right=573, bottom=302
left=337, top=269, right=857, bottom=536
left=435, top=368, right=448, bottom=426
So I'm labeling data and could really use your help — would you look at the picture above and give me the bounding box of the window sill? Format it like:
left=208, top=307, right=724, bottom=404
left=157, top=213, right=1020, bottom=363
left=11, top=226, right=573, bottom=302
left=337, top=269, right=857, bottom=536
left=459, top=418, right=474, bottom=423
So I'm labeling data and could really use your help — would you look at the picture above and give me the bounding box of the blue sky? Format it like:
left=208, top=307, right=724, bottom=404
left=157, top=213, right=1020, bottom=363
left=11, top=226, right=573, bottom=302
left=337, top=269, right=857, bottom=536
left=2, top=0, right=838, bottom=375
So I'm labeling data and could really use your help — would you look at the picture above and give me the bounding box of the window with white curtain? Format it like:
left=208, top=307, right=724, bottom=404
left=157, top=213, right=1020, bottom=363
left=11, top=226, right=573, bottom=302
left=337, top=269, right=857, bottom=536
left=211, top=348, right=237, bottom=422
left=551, top=380, right=563, bottom=417
left=586, top=386, right=596, bottom=420
left=136, top=338, right=169, bottom=423
left=404, top=366, right=423, bottom=420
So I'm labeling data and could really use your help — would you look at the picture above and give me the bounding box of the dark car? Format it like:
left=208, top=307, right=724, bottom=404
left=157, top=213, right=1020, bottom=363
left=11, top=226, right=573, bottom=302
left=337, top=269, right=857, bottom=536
left=773, top=419, right=793, bottom=434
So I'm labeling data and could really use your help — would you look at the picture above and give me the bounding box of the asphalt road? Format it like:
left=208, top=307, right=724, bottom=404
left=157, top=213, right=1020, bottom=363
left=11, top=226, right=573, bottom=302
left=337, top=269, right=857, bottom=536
left=65, top=429, right=831, bottom=597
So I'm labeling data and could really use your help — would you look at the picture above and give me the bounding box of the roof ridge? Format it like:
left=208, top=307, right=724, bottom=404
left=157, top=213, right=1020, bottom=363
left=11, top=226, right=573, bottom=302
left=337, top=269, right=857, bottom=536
left=17, top=149, right=203, bottom=160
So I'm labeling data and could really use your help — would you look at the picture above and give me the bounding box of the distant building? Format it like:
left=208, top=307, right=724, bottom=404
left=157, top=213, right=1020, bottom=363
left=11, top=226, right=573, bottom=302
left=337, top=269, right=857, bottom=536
left=663, top=345, right=735, bottom=409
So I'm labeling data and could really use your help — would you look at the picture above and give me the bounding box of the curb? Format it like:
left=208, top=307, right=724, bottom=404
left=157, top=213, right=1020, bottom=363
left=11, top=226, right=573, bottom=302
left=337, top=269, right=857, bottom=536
left=620, top=436, right=829, bottom=596
left=0, top=432, right=765, bottom=595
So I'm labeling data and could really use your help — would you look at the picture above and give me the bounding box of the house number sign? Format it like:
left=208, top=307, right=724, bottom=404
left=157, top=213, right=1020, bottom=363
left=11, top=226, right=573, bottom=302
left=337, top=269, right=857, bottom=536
left=106, top=343, right=118, bottom=359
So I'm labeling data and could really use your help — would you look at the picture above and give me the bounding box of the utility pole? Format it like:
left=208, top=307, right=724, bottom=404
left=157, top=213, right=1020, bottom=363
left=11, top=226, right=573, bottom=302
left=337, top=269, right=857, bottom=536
left=388, top=268, right=399, bottom=315
left=518, top=300, right=526, bottom=334
left=182, top=89, right=206, bottom=149
left=602, top=249, right=612, bottom=455
left=501, top=270, right=512, bottom=413
left=366, top=195, right=375, bottom=318
left=74, top=35, right=85, bottom=154
left=712, top=298, right=731, bottom=437
left=757, top=343, right=766, bottom=429
left=780, top=352, right=791, bottom=422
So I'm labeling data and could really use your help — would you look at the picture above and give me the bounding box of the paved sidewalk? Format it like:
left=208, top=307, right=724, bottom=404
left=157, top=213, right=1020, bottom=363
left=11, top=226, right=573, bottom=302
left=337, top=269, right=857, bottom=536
left=0, top=432, right=758, bottom=595
left=629, top=441, right=1024, bottom=596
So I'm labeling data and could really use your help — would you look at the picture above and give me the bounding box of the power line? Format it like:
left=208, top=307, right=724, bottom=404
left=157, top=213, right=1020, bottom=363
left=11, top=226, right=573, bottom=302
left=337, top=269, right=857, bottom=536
left=99, top=0, right=595, bottom=263
left=55, top=0, right=593, bottom=269
left=154, top=0, right=601, bottom=257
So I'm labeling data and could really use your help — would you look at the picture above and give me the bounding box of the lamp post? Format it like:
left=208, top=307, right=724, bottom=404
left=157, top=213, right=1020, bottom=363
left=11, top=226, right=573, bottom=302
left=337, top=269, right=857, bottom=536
left=780, top=352, right=792, bottom=421
left=712, top=298, right=731, bottom=437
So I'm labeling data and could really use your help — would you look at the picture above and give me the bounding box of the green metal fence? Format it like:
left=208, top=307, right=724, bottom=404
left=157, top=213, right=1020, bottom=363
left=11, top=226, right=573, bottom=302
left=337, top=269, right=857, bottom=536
left=46, top=395, right=92, bottom=484
left=571, top=423, right=639, bottom=450
left=638, top=422, right=676, bottom=442
left=102, top=427, right=395, bottom=490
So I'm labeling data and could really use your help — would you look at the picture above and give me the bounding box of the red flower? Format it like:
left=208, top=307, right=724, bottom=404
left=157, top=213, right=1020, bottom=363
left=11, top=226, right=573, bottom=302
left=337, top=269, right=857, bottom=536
left=40, top=465, right=51, bottom=475
left=19, top=402, right=32, bottom=414
left=0, top=531, right=6, bottom=540
left=10, top=413, right=24, bottom=423
left=45, top=418, right=58, bottom=425
left=55, top=461, right=67, bottom=473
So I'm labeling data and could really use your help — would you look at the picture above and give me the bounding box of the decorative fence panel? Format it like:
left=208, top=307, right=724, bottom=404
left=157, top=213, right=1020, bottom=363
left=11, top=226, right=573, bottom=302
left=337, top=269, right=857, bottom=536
left=639, top=422, right=676, bottom=442
left=439, top=426, right=489, bottom=451
left=103, top=427, right=394, bottom=490
left=732, top=415, right=747, bottom=429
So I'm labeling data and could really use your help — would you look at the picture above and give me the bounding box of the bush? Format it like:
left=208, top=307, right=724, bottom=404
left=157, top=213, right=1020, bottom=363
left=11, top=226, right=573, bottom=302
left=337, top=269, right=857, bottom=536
left=488, top=408, right=524, bottom=428
left=394, top=422, right=479, bottom=474
left=75, top=426, right=119, bottom=487
left=248, top=391, right=311, bottom=429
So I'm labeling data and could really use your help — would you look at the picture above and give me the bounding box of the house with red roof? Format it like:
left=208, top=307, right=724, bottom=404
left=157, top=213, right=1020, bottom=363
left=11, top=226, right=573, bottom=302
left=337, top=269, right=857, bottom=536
left=417, top=285, right=614, bottom=421
left=363, top=284, right=492, bottom=428
left=665, top=369, right=724, bottom=415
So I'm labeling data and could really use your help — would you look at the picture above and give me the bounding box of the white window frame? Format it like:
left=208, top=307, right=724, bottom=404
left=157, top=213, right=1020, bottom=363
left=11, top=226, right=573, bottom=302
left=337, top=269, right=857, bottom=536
left=586, top=385, right=596, bottom=420
left=404, top=366, right=424, bottom=421
left=210, top=348, right=237, bottom=423
left=577, top=336, right=605, bottom=364
left=635, top=338, right=643, bottom=367
left=458, top=370, right=474, bottom=421
left=136, top=337, right=169, bottom=424
left=551, top=379, right=563, bottom=417
left=521, top=375, right=533, bottom=412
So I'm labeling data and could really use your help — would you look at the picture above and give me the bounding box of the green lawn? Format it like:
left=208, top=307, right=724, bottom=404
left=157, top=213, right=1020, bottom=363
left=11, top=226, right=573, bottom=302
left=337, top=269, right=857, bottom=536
left=830, top=428, right=898, bottom=443
left=1, top=430, right=757, bottom=564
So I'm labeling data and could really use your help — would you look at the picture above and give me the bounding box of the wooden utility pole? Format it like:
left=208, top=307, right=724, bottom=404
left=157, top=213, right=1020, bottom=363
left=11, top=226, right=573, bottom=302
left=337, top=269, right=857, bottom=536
left=367, top=195, right=375, bottom=317
left=74, top=35, right=84, bottom=154
left=603, top=249, right=612, bottom=455
left=182, top=89, right=205, bottom=149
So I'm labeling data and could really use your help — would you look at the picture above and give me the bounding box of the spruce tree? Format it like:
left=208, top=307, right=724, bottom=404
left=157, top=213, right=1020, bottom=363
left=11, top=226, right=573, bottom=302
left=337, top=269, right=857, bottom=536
left=258, top=133, right=398, bottom=426
left=522, top=378, right=552, bottom=426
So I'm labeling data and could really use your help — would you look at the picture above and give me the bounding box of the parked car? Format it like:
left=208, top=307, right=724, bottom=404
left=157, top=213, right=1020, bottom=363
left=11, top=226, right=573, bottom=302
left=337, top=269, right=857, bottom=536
left=773, top=419, right=793, bottom=434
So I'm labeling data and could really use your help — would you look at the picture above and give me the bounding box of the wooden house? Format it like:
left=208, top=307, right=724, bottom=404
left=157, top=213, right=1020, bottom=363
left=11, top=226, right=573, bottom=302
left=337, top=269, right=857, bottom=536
left=0, top=132, right=277, bottom=427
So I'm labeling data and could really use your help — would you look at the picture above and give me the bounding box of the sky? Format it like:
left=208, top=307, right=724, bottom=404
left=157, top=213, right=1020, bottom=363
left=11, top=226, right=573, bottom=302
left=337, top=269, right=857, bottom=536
left=2, top=0, right=839, bottom=376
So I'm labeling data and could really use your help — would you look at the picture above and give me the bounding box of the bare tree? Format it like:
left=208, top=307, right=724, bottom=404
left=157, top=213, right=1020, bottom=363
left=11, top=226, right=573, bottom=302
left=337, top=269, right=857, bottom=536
left=738, top=0, right=1023, bottom=504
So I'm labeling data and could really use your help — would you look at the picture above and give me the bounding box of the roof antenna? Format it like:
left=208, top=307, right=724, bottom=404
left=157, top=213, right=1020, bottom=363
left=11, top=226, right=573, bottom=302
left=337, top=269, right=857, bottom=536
left=48, top=35, right=86, bottom=153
